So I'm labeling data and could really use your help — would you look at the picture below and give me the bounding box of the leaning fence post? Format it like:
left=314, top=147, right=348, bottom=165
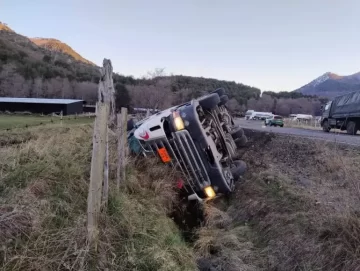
left=117, top=107, right=128, bottom=189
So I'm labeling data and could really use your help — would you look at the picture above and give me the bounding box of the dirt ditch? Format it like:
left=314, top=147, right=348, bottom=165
left=195, top=129, right=360, bottom=271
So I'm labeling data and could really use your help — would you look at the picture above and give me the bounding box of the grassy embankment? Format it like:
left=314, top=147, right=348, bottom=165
left=195, top=130, right=360, bottom=271
left=2, top=117, right=360, bottom=271
left=0, top=121, right=196, bottom=270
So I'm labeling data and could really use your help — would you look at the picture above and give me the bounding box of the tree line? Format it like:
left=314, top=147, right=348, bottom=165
left=114, top=69, right=327, bottom=116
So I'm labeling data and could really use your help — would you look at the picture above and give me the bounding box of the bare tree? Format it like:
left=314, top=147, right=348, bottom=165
left=227, top=98, right=241, bottom=113
left=146, top=67, right=166, bottom=79
left=128, top=84, right=173, bottom=110
left=128, top=69, right=174, bottom=110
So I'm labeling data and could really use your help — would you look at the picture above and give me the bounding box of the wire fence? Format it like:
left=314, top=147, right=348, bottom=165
left=283, top=118, right=322, bottom=130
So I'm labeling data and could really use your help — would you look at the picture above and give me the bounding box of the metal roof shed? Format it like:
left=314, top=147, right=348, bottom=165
left=0, top=98, right=84, bottom=115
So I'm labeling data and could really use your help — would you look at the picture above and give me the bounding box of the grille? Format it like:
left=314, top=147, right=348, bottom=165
left=139, top=130, right=210, bottom=190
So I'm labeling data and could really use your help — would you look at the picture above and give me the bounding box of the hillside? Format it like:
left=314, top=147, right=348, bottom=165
left=0, top=22, right=13, bottom=32
left=0, top=23, right=261, bottom=107
left=294, top=71, right=360, bottom=98
left=0, top=22, right=100, bottom=101
left=31, top=38, right=95, bottom=65
left=0, top=22, right=261, bottom=107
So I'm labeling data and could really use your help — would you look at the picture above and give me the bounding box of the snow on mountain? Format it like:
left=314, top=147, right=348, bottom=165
left=308, top=72, right=342, bottom=88
left=294, top=72, right=360, bottom=98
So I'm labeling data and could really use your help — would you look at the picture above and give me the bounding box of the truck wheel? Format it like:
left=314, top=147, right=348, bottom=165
left=199, top=93, right=220, bottom=110
left=211, top=88, right=225, bottom=97
left=235, top=134, right=247, bottom=148
left=230, top=126, right=244, bottom=139
left=219, top=95, right=229, bottom=106
left=231, top=160, right=247, bottom=181
left=346, top=121, right=357, bottom=135
left=322, top=120, right=330, bottom=132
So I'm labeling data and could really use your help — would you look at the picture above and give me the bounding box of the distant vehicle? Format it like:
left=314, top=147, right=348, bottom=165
left=245, top=110, right=273, bottom=120
left=265, top=115, right=284, bottom=127
left=321, top=91, right=360, bottom=135
left=245, top=110, right=255, bottom=120
left=289, top=114, right=313, bottom=121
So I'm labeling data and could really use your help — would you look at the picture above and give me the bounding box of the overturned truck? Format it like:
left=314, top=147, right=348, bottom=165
left=128, top=88, right=247, bottom=201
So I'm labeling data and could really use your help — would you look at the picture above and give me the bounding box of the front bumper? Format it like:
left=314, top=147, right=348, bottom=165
left=138, top=130, right=211, bottom=192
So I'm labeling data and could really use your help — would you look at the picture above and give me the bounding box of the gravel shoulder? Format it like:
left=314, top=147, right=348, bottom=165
left=235, top=118, right=360, bottom=146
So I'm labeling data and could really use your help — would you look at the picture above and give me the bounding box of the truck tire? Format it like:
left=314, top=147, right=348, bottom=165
left=199, top=93, right=220, bottom=110
left=219, top=95, right=229, bottom=106
left=211, top=88, right=225, bottom=97
left=322, top=120, right=330, bottom=132
left=346, top=121, right=357, bottom=135
left=235, top=134, right=247, bottom=148
left=231, top=160, right=247, bottom=181
left=230, top=126, right=244, bottom=139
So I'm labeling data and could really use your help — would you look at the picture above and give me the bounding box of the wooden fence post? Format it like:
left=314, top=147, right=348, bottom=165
left=102, top=128, right=109, bottom=207
left=117, top=107, right=128, bottom=189
left=97, top=59, right=115, bottom=208
left=87, top=58, right=115, bottom=249
left=87, top=102, right=108, bottom=249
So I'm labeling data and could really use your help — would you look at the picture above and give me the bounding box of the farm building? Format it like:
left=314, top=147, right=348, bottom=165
left=0, top=98, right=84, bottom=115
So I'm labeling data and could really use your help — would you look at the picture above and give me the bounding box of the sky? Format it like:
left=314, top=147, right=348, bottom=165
left=1, top=0, right=359, bottom=91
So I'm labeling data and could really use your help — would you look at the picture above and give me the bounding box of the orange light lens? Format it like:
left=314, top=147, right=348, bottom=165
left=157, top=147, right=171, bottom=163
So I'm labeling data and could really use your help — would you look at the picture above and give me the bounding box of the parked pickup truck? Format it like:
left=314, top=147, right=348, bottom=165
left=127, top=88, right=247, bottom=201
left=321, top=91, right=360, bottom=135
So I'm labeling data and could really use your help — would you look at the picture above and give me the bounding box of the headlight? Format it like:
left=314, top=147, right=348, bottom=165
left=172, top=111, right=185, bottom=131
left=204, top=186, right=216, bottom=199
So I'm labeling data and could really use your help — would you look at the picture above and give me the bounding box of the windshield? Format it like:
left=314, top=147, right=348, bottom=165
left=324, top=101, right=332, bottom=110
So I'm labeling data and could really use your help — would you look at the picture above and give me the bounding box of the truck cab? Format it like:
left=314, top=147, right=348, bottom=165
left=321, top=91, right=360, bottom=135
left=128, top=89, right=248, bottom=201
left=321, top=101, right=332, bottom=120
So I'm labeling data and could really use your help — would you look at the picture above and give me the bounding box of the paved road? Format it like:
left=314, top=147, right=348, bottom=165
left=235, top=118, right=360, bottom=147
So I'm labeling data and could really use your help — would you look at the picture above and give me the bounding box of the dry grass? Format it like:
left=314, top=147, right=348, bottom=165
left=195, top=204, right=262, bottom=271
left=219, top=130, right=360, bottom=271
left=0, top=123, right=196, bottom=271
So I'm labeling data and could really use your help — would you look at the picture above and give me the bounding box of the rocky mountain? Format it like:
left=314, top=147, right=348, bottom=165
left=294, top=72, right=360, bottom=98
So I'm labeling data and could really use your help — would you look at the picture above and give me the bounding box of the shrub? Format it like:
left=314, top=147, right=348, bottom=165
left=42, top=55, right=51, bottom=63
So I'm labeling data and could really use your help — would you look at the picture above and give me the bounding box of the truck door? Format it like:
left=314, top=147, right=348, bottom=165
left=322, top=101, right=332, bottom=119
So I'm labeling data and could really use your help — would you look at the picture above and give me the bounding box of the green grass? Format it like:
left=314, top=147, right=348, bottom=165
left=0, top=114, right=95, bottom=130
